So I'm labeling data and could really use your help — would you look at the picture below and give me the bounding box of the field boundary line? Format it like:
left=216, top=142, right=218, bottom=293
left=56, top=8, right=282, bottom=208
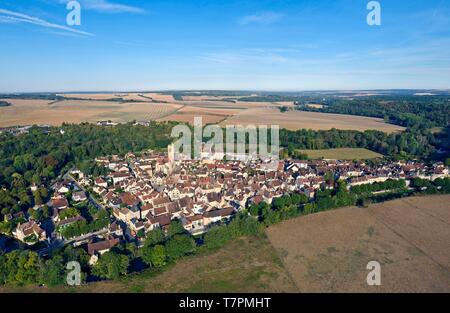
left=367, top=205, right=450, bottom=273
left=401, top=197, right=450, bottom=227
left=264, top=233, right=302, bottom=292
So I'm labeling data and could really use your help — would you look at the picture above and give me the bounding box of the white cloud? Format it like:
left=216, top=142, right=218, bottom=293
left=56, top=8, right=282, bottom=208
left=60, top=0, right=145, bottom=14
left=0, top=8, right=94, bottom=36
left=238, top=12, right=284, bottom=25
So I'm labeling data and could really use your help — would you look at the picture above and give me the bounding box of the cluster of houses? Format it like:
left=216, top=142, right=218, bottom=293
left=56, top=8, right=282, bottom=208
left=0, top=124, right=51, bottom=136
left=90, top=151, right=449, bottom=239
left=8, top=148, right=449, bottom=263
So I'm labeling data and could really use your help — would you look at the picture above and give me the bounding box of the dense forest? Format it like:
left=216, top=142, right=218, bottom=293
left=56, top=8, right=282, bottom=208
left=291, top=96, right=450, bottom=162
left=280, top=128, right=436, bottom=160
left=238, top=95, right=305, bottom=102
left=296, top=96, right=450, bottom=129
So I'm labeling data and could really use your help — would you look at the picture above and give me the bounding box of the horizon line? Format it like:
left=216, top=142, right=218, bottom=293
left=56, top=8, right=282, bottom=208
left=1, top=88, right=450, bottom=95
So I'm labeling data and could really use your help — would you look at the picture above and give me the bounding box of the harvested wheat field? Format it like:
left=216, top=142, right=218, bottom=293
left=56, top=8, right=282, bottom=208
left=178, top=101, right=259, bottom=109
left=158, top=113, right=227, bottom=125
left=56, top=92, right=175, bottom=102
left=266, top=195, right=450, bottom=292
left=306, top=103, right=325, bottom=109
left=139, top=93, right=175, bottom=102
left=221, top=107, right=404, bottom=132
left=0, top=99, right=182, bottom=127
left=157, top=105, right=240, bottom=125
left=0, top=94, right=404, bottom=132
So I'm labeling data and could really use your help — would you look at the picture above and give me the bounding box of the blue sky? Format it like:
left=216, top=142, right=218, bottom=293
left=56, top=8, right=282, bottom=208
left=0, top=0, right=449, bottom=92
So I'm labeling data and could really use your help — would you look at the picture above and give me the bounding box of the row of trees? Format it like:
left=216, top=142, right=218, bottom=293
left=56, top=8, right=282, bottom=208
left=247, top=182, right=356, bottom=226
left=410, top=177, right=450, bottom=194
left=351, top=179, right=406, bottom=194
left=247, top=178, right=450, bottom=226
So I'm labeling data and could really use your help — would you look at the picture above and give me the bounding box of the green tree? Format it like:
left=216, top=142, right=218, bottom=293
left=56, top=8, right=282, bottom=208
left=144, top=228, right=166, bottom=246
left=165, top=234, right=196, bottom=260
left=203, top=225, right=233, bottom=250
left=92, top=251, right=129, bottom=280
left=2, top=250, right=40, bottom=285
left=168, top=219, right=186, bottom=237
left=33, top=191, right=43, bottom=206
left=142, top=244, right=166, bottom=267
left=39, top=255, right=65, bottom=287
left=445, top=158, right=450, bottom=167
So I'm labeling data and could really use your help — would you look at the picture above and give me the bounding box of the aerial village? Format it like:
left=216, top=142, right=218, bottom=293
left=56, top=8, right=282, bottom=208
left=8, top=144, right=449, bottom=264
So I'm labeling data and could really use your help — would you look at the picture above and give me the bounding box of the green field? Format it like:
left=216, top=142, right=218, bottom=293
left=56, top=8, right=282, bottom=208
left=297, top=148, right=383, bottom=160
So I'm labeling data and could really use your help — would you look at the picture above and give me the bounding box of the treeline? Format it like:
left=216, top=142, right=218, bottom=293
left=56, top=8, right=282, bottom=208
left=410, top=177, right=450, bottom=194
left=238, top=95, right=304, bottom=102
left=248, top=181, right=356, bottom=225
left=0, top=245, right=89, bottom=286
left=0, top=94, right=62, bottom=101
left=280, top=128, right=436, bottom=160
left=296, top=96, right=450, bottom=130
left=351, top=179, right=406, bottom=194
left=359, top=177, right=450, bottom=206
left=249, top=178, right=450, bottom=226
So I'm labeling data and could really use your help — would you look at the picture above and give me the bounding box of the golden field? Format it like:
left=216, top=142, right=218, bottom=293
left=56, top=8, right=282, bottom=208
left=0, top=98, right=181, bottom=127
left=0, top=93, right=404, bottom=133
left=220, top=107, right=404, bottom=132
left=266, top=195, right=450, bottom=292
